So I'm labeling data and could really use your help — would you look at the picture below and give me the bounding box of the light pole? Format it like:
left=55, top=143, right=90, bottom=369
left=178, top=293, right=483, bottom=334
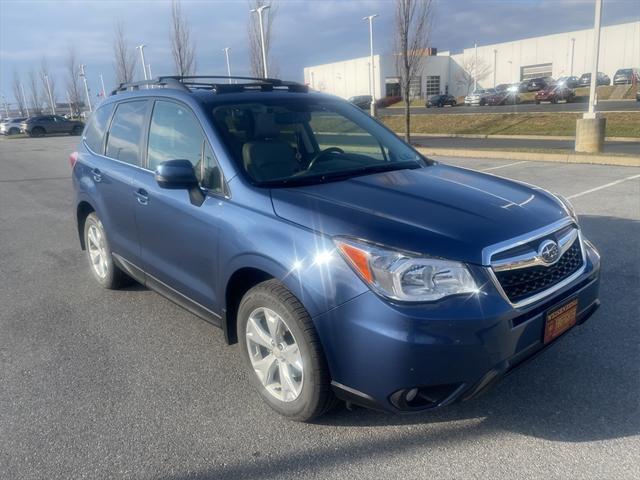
left=137, top=44, right=148, bottom=81
left=20, top=84, right=30, bottom=117
left=474, top=42, right=478, bottom=91
left=570, top=37, right=576, bottom=76
left=575, top=0, right=604, bottom=153
left=507, top=60, right=513, bottom=84
left=223, top=47, right=232, bottom=83
left=99, top=74, right=106, bottom=99
left=363, top=14, right=379, bottom=117
left=250, top=5, right=270, bottom=78
left=79, top=64, right=92, bottom=113
left=43, top=74, right=55, bottom=114
left=493, top=49, right=497, bottom=87
left=147, top=64, right=153, bottom=80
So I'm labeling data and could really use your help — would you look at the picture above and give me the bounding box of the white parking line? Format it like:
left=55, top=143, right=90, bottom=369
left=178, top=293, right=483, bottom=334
left=481, top=161, right=529, bottom=171
left=566, top=174, right=640, bottom=200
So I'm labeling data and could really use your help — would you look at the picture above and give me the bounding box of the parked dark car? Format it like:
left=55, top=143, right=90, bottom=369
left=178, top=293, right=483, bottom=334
left=613, top=68, right=640, bottom=85
left=578, top=72, right=611, bottom=87
left=348, top=95, right=373, bottom=109
left=526, top=77, right=555, bottom=92
left=557, top=76, right=580, bottom=88
left=20, top=115, right=84, bottom=137
left=71, top=75, right=601, bottom=422
left=426, top=94, right=456, bottom=108
left=485, top=90, right=519, bottom=105
left=494, top=83, right=510, bottom=92
left=535, top=85, right=575, bottom=104
left=0, top=117, right=27, bottom=135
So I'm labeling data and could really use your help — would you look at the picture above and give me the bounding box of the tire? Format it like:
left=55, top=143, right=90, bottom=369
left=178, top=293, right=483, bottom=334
left=452, top=100, right=457, bottom=106
left=30, top=127, right=45, bottom=137
left=237, top=279, right=338, bottom=422
left=535, top=100, right=540, bottom=105
left=8, top=127, right=19, bottom=135
left=72, top=125, right=83, bottom=135
left=83, top=212, right=132, bottom=289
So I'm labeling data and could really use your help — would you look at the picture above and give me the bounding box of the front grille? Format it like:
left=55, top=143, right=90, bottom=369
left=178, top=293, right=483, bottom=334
left=494, top=238, right=583, bottom=303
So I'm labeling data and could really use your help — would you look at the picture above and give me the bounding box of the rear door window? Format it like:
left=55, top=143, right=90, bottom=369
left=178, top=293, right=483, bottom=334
left=84, top=103, right=115, bottom=154
left=105, top=100, right=148, bottom=165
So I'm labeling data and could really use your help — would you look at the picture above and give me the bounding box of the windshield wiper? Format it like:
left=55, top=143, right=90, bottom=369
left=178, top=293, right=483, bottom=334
left=260, top=160, right=423, bottom=188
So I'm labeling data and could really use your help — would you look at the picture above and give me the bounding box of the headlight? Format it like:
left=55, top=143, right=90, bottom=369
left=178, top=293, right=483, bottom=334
left=557, top=194, right=578, bottom=223
left=334, top=237, right=478, bottom=302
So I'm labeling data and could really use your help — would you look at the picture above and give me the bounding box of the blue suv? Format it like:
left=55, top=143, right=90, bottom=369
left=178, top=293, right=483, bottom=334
left=71, top=76, right=601, bottom=421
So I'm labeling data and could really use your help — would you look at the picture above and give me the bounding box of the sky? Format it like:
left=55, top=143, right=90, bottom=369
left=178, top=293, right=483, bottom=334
left=0, top=0, right=638, bottom=107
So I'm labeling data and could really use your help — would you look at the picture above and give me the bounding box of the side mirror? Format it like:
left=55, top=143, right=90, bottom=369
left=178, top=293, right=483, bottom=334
left=154, top=159, right=205, bottom=207
left=155, top=159, right=199, bottom=189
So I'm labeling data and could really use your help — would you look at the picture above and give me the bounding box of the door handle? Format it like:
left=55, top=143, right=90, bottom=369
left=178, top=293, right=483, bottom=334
left=134, top=188, right=149, bottom=205
left=92, top=168, right=102, bottom=183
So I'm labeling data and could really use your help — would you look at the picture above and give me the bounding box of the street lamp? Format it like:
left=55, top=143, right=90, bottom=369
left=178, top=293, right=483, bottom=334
left=575, top=0, right=604, bottom=153
left=493, top=49, right=497, bottom=87
left=137, top=44, right=148, bottom=81
left=570, top=37, right=576, bottom=76
left=250, top=5, right=270, bottom=78
left=507, top=60, right=513, bottom=84
left=99, top=74, right=106, bottom=99
left=79, top=64, right=92, bottom=113
left=474, top=42, right=478, bottom=91
left=223, top=47, right=232, bottom=83
left=363, top=14, right=379, bottom=117
left=44, top=74, right=55, bottom=114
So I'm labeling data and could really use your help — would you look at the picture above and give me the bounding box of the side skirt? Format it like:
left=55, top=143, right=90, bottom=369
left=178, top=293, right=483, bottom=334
left=113, top=253, right=222, bottom=328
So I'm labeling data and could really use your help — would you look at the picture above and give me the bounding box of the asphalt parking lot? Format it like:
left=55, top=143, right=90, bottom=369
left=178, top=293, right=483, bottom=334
left=1, top=135, right=639, bottom=480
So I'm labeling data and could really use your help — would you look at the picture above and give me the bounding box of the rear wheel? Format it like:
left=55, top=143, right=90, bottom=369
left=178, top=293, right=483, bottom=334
left=72, top=125, right=83, bottom=135
left=8, top=127, right=19, bottom=135
left=238, top=279, right=338, bottom=422
left=83, top=212, right=132, bottom=289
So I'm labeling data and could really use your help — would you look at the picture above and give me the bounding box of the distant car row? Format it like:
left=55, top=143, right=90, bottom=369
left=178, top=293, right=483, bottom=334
left=0, top=115, right=84, bottom=136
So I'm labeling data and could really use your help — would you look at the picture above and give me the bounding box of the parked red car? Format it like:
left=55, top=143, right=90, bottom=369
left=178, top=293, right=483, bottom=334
left=535, top=85, right=575, bottom=104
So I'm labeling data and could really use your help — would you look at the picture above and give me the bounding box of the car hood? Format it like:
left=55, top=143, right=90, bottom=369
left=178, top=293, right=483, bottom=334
left=270, top=164, right=568, bottom=265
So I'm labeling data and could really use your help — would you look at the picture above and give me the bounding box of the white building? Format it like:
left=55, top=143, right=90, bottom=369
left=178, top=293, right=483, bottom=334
left=303, top=21, right=640, bottom=99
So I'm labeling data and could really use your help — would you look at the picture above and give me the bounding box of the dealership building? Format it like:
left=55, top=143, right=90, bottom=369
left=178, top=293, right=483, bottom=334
left=303, top=21, right=640, bottom=99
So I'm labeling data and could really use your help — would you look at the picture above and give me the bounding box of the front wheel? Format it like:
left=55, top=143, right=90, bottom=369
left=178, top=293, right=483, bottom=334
left=238, top=279, right=337, bottom=422
left=30, top=127, right=45, bottom=137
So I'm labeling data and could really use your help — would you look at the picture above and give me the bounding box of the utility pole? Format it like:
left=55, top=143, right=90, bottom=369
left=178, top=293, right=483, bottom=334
left=147, top=64, right=153, bottom=79
left=474, top=42, right=478, bottom=91
left=44, top=74, right=56, bottom=114
left=137, top=44, right=148, bottom=81
left=223, top=47, right=232, bottom=83
left=570, top=37, right=576, bottom=76
left=575, top=0, right=604, bottom=153
left=99, top=74, right=106, bottom=99
left=250, top=5, right=270, bottom=78
left=79, top=64, right=92, bottom=113
left=363, top=14, right=379, bottom=117
left=20, top=84, right=30, bottom=117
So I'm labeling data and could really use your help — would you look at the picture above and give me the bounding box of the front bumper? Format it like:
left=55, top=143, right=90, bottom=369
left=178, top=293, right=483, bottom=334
left=315, top=239, right=601, bottom=413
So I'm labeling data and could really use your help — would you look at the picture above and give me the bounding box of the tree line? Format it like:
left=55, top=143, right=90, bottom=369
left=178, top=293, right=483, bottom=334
left=8, top=0, right=276, bottom=117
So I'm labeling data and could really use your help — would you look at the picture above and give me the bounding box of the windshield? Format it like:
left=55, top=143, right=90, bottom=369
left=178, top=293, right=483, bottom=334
left=209, top=97, right=426, bottom=187
left=616, top=69, right=631, bottom=75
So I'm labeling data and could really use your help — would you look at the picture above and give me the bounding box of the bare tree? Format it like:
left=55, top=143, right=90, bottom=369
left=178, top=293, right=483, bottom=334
left=66, top=47, right=83, bottom=116
left=248, top=0, right=278, bottom=78
left=12, top=71, right=26, bottom=116
left=170, top=0, right=196, bottom=76
left=40, top=57, right=57, bottom=113
left=27, top=68, right=43, bottom=115
left=113, top=20, right=137, bottom=84
left=394, top=0, right=433, bottom=143
left=456, top=56, right=492, bottom=95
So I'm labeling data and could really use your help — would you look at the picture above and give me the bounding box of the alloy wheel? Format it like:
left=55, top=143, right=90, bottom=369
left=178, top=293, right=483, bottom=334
left=245, top=307, right=304, bottom=403
left=87, top=223, right=108, bottom=279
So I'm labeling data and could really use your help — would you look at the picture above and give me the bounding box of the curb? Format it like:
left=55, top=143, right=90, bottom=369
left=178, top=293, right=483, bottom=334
left=415, top=147, right=640, bottom=167
left=394, top=132, right=640, bottom=142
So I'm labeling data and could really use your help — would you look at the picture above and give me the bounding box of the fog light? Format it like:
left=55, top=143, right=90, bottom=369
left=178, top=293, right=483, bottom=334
left=405, top=388, right=419, bottom=402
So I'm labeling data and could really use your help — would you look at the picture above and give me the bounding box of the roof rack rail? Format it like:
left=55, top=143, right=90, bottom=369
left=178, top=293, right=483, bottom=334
left=110, top=77, right=189, bottom=96
left=110, top=75, right=308, bottom=96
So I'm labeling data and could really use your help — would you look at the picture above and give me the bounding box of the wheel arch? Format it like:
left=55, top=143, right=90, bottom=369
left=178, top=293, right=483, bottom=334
left=76, top=200, right=96, bottom=250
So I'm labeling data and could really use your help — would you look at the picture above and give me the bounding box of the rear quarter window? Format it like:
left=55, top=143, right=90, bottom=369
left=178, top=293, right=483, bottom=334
left=105, top=100, right=148, bottom=165
left=84, top=103, right=115, bottom=154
